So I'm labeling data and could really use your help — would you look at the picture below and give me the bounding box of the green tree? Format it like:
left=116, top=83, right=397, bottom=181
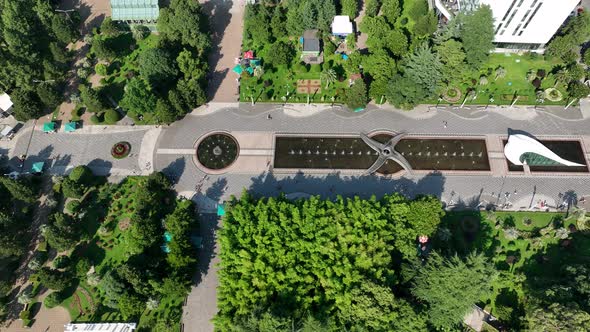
left=526, top=302, right=590, bottom=331
left=175, top=78, right=206, bottom=112
left=165, top=200, right=197, bottom=271
left=131, top=25, right=151, bottom=41
left=79, top=85, right=105, bottom=113
left=103, top=109, right=120, bottom=124
left=101, top=271, right=126, bottom=308
left=139, top=48, right=179, bottom=88
left=435, top=39, right=466, bottom=82
left=365, top=0, right=381, bottom=17
left=411, top=252, right=496, bottom=329
left=118, top=293, right=145, bottom=319
left=120, top=78, right=157, bottom=116
left=0, top=178, right=36, bottom=203
left=61, top=178, right=84, bottom=198
left=91, top=38, right=117, bottom=61
left=11, top=90, right=44, bottom=121
left=320, top=69, right=337, bottom=88
left=403, top=43, right=442, bottom=96
left=44, top=291, right=63, bottom=308
left=176, top=49, right=207, bottom=80
left=342, top=0, right=358, bottom=18
left=338, top=280, right=397, bottom=329
left=158, top=0, right=210, bottom=51
left=36, top=267, right=72, bottom=291
left=460, top=5, right=494, bottom=67
left=270, top=7, right=287, bottom=39
left=36, top=82, right=62, bottom=109
left=51, top=12, right=80, bottom=44
left=265, top=41, right=295, bottom=67
left=386, top=74, right=428, bottom=109
left=100, top=17, right=120, bottom=36
left=413, top=12, right=437, bottom=38
left=385, top=29, right=409, bottom=56
left=567, top=81, right=590, bottom=101
left=127, top=213, right=161, bottom=254
left=343, top=79, right=368, bottom=110
left=43, top=213, right=82, bottom=251
left=2, top=0, right=40, bottom=57
left=69, top=165, right=93, bottom=185
left=409, top=0, right=429, bottom=21
left=154, top=99, right=177, bottom=124
left=381, top=0, right=401, bottom=25
left=362, top=49, right=397, bottom=81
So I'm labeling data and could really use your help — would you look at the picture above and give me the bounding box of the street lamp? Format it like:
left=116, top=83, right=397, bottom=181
left=33, top=79, right=56, bottom=84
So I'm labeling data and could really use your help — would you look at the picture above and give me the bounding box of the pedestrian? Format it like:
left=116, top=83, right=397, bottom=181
left=267, top=114, right=272, bottom=120
left=443, top=121, right=448, bottom=128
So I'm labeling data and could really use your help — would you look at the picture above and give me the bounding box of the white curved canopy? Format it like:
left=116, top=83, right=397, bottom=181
left=504, top=134, right=584, bottom=167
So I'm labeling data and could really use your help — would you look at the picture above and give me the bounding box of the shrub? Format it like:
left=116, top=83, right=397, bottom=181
left=61, top=178, right=84, bottom=198
left=75, top=258, right=92, bottom=277
left=104, top=109, right=120, bottom=124
left=53, top=255, right=71, bottom=269
left=69, top=165, right=92, bottom=184
left=44, top=291, right=63, bottom=308
left=90, top=114, right=101, bottom=124
left=532, top=78, right=542, bottom=89
left=495, top=303, right=514, bottom=321
left=95, top=63, right=108, bottom=76
left=19, top=310, right=30, bottom=320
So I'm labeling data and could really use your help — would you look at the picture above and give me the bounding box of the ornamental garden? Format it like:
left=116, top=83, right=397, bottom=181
left=239, top=0, right=590, bottom=110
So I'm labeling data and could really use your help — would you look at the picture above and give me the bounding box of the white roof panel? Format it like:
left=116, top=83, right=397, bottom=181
left=0, top=93, right=13, bottom=112
left=331, top=15, right=353, bottom=34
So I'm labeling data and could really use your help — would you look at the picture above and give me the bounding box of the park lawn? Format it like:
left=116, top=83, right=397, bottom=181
left=443, top=210, right=584, bottom=322
left=61, top=177, right=179, bottom=328
left=239, top=47, right=351, bottom=103
left=434, top=53, right=570, bottom=106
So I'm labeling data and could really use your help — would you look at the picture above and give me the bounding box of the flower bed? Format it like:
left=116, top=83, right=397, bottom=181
left=111, top=141, right=131, bottom=159
left=442, top=87, right=462, bottom=103
left=544, top=88, right=563, bottom=102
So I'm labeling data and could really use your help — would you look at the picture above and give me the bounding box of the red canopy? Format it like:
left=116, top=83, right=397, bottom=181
left=244, top=50, right=254, bottom=59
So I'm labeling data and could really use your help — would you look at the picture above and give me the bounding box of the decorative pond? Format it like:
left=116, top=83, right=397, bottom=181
left=504, top=140, right=588, bottom=173
left=196, top=133, right=239, bottom=170
left=274, top=134, right=490, bottom=174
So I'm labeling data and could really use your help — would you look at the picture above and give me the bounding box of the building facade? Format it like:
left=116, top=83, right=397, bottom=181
left=434, top=0, right=580, bottom=52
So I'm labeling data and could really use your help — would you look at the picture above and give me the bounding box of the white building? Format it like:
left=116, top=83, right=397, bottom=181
left=434, top=0, right=580, bottom=52
left=0, top=93, right=13, bottom=114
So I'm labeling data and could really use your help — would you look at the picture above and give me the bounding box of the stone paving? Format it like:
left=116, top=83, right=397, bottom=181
left=9, top=126, right=155, bottom=176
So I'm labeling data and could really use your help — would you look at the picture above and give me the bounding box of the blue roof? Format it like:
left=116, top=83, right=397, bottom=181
left=110, top=0, right=159, bottom=21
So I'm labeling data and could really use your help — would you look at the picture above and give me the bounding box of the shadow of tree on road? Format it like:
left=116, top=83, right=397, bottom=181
left=202, top=0, right=234, bottom=101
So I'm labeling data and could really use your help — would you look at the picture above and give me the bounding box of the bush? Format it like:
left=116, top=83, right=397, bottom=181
left=90, top=113, right=102, bottom=124
left=44, top=291, right=63, bottom=308
left=66, top=200, right=81, bottom=214
left=104, top=109, right=120, bottom=124
left=69, top=165, right=92, bottom=184
left=52, top=255, right=71, bottom=269
left=95, top=63, right=108, bottom=76
left=61, top=178, right=84, bottom=199
left=75, top=258, right=92, bottom=277
left=19, top=310, right=30, bottom=320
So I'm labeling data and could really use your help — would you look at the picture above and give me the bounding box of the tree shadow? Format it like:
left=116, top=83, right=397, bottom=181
left=87, top=158, right=113, bottom=176
left=205, top=178, right=227, bottom=201
left=202, top=0, right=234, bottom=101
left=161, top=157, right=186, bottom=185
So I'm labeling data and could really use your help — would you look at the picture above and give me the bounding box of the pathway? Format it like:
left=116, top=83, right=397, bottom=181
left=355, top=0, right=368, bottom=51
left=200, top=0, right=245, bottom=102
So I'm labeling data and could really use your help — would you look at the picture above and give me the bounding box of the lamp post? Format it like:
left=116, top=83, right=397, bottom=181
left=33, top=79, right=56, bottom=84
left=565, top=98, right=577, bottom=110
left=510, top=95, right=519, bottom=108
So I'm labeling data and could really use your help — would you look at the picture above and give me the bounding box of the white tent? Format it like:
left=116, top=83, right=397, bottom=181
left=331, top=15, right=353, bottom=36
left=0, top=93, right=13, bottom=113
left=64, top=323, right=137, bottom=332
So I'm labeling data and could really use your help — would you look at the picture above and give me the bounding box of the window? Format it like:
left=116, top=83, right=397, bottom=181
left=505, top=10, right=519, bottom=28
left=500, top=29, right=506, bottom=36
left=521, top=9, right=531, bottom=22
left=530, top=0, right=539, bottom=8
left=502, top=0, right=519, bottom=21
left=518, top=31, right=524, bottom=36
left=522, top=2, right=543, bottom=30
left=495, top=23, right=504, bottom=35
left=517, top=0, right=525, bottom=7
left=512, top=24, right=522, bottom=35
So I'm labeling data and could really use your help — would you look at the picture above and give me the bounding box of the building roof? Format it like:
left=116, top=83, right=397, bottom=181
left=303, top=30, right=320, bottom=52
left=110, top=0, right=159, bottom=22
left=64, top=323, right=137, bottom=332
left=0, top=93, right=13, bottom=112
left=331, top=15, right=353, bottom=35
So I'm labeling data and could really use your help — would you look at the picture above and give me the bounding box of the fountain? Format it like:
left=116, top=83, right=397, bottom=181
left=196, top=133, right=239, bottom=171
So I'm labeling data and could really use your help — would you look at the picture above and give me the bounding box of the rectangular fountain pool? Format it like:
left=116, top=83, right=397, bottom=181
left=274, top=135, right=491, bottom=174
left=503, top=140, right=588, bottom=173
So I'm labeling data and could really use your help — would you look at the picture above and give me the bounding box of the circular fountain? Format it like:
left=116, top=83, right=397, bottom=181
left=195, top=132, right=239, bottom=173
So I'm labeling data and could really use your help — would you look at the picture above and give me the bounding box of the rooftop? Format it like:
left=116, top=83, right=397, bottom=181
left=110, top=0, right=159, bottom=22
left=331, top=15, right=353, bottom=35
left=303, top=30, right=320, bottom=52
left=64, top=323, right=137, bottom=332
left=0, top=93, right=13, bottom=112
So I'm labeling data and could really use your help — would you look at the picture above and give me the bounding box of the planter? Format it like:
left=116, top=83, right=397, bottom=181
left=544, top=88, right=563, bottom=102
left=442, top=87, right=462, bottom=103
left=111, top=142, right=131, bottom=159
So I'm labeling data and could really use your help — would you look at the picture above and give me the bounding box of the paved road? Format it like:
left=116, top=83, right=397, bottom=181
left=201, top=0, right=244, bottom=102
